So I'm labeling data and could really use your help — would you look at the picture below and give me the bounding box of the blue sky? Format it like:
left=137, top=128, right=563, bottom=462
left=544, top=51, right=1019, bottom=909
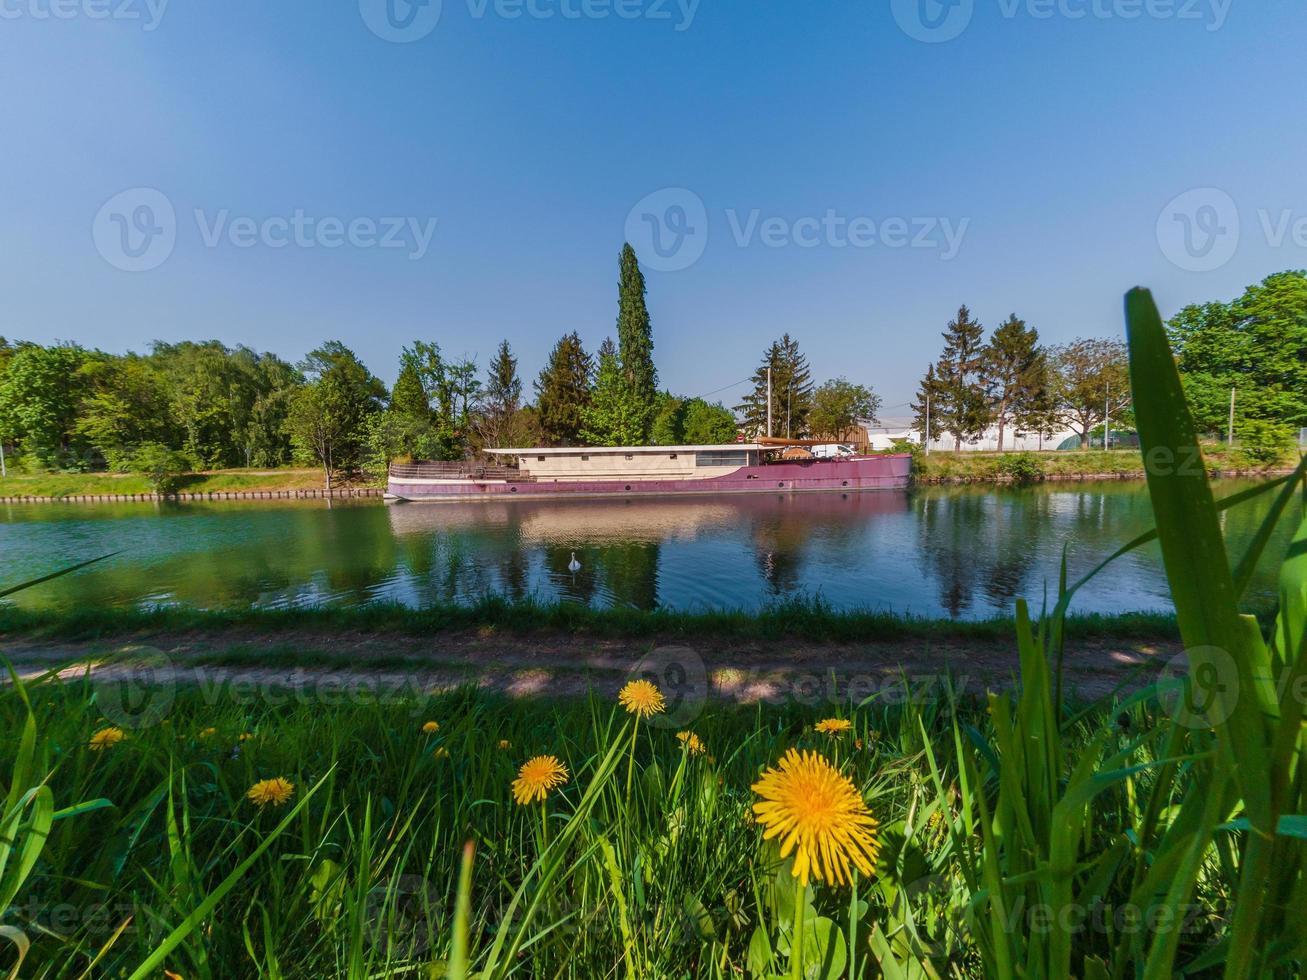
left=2, top=0, right=1303, bottom=421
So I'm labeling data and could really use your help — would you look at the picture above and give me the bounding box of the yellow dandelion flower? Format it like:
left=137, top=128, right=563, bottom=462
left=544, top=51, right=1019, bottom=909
left=498, top=739, right=511, bottom=750
left=676, top=731, right=707, bottom=756
left=511, top=755, right=569, bottom=805
left=814, top=718, right=854, bottom=737
left=88, top=727, right=126, bottom=751
left=434, top=746, right=450, bottom=760
left=422, top=721, right=440, bottom=733
left=239, top=733, right=254, bottom=742
left=618, top=679, right=665, bottom=719
left=246, top=777, right=295, bottom=808
left=751, top=748, right=880, bottom=887
left=199, top=727, right=217, bottom=739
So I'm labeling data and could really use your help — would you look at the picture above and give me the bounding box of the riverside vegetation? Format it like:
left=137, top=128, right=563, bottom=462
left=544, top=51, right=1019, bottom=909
left=0, top=288, right=1305, bottom=977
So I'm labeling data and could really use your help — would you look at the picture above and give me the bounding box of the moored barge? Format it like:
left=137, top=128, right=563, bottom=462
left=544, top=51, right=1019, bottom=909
left=387, top=444, right=911, bottom=502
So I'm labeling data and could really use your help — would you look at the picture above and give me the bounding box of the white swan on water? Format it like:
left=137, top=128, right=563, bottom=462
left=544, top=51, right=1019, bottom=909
left=568, top=551, right=581, bottom=573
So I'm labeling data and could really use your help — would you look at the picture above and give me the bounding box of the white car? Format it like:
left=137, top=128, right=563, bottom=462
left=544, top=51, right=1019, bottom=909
left=809, top=444, right=857, bottom=459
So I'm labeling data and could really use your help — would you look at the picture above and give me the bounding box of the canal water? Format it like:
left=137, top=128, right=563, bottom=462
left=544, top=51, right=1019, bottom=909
left=0, top=481, right=1296, bottom=620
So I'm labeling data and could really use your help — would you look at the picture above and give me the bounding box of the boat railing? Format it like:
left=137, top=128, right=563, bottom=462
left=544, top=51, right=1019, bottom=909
left=388, top=462, right=530, bottom=481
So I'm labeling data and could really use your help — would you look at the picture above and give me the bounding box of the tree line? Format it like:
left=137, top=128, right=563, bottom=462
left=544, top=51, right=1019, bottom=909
left=910, top=269, right=1307, bottom=455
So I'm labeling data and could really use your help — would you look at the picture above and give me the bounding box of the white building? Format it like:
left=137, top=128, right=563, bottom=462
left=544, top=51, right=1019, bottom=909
left=860, top=422, right=1081, bottom=453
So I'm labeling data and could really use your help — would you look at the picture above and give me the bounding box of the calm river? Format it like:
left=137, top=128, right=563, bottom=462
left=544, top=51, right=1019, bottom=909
left=0, top=481, right=1295, bottom=620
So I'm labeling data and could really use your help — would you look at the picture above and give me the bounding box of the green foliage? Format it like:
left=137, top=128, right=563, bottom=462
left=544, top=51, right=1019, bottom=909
left=1235, top=418, right=1296, bottom=465
left=478, top=340, right=524, bottom=449
left=915, top=305, right=991, bottom=451
left=615, top=243, right=657, bottom=441
left=0, top=343, right=93, bottom=466
left=130, top=441, right=190, bottom=494
left=985, top=314, right=1048, bottom=451
left=534, top=332, right=592, bottom=446
left=581, top=338, right=647, bottom=446
left=994, top=451, right=1043, bottom=485
left=681, top=398, right=738, bottom=444
left=809, top=378, right=880, bottom=441
left=1050, top=337, right=1131, bottom=443
left=1168, top=269, right=1307, bottom=433
left=389, top=358, right=430, bottom=420
left=286, top=342, right=386, bottom=486
left=649, top=393, right=685, bottom=446
left=736, top=334, right=813, bottom=438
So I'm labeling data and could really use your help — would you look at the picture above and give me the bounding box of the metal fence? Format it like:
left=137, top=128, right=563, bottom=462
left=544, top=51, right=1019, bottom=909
left=388, top=462, right=524, bottom=481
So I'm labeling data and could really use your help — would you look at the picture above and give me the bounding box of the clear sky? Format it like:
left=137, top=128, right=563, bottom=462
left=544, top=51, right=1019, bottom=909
left=2, top=0, right=1303, bottom=422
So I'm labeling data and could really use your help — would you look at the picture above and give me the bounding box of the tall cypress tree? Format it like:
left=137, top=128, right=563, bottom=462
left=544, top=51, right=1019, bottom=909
left=615, top=244, right=657, bottom=440
left=533, top=332, right=593, bottom=446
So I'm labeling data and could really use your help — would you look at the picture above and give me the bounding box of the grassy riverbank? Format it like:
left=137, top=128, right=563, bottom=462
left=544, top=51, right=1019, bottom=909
left=0, top=466, right=380, bottom=498
left=0, top=595, right=1183, bottom=643
left=913, top=444, right=1300, bottom=482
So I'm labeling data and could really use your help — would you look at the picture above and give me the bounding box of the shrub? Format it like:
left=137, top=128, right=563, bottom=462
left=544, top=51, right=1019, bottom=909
left=131, top=441, right=189, bottom=494
left=1234, top=418, right=1295, bottom=466
left=996, top=451, right=1043, bottom=484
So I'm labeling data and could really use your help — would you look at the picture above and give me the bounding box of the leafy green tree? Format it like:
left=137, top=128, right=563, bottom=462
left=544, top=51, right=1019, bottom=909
left=615, top=243, right=657, bottom=441
left=74, top=354, right=177, bottom=469
left=649, top=393, right=684, bottom=445
left=287, top=341, right=386, bottom=488
left=0, top=343, right=94, bottom=467
left=477, top=340, right=524, bottom=448
left=912, top=363, right=946, bottom=445
left=809, top=378, right=881, bottom=442
left=735, top=334, right=813, bottom=438
left=580, top=338, right=645, bottom=446
left=1050, top=338, right=1130, bottom=446
left=131, top=441, right=189, bottom=495
left=983, top=314, right=1046, bottom=452
left=1168, top=270, right=1307, bottom=433
left=1235, top=418, right=1295, bottom=465
left=534, top=332, right=592, bottom=445
left=924, top=305, right=991, bottom=452
left=390, top=358, right=430, bottom=420
left=680, top=398, right=737, bottom=444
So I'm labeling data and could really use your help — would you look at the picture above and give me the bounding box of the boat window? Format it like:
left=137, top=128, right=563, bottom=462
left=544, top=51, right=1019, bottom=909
left=697, top=450, right=750, bottom=467
left=625, top=454, right=634, bottom=460
left=581, top=455, right=589, bottom=461
left=537, top=456, right=545, bottom=461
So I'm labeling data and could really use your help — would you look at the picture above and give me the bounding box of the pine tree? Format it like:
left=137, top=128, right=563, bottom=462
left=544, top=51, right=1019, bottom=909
left=927, top=305, right=991, bottom=452
left=735, top=334, right=813, bottom=438
left=983, top=314, right=1044, bottom=452
left=533, top=332, right=593, bottom=446
left=616, top=243, right=657, bottom=440
left=581, top=338, right=646, bottom=446
left=912, top=363, right=946, bottom=445
left=478, top=340, right=523, bottom=448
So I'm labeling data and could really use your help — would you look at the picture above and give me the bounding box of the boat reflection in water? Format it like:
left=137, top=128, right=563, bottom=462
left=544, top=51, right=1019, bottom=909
left=385, top=491, right=911, bottom=610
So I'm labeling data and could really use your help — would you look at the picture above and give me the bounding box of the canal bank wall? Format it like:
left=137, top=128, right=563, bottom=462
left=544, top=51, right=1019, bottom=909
left=916, top=466, right=1298, bottom=485
left=0, top=487, right=385, bottom=504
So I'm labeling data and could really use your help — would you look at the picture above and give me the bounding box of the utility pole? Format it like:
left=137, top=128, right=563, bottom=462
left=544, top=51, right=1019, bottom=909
left=786, top=388, right=791, bottom=439
left=924, top=391, right=931, bottom=457
left=1228, top=386, right=1236, bottom=447
left=1104, top=383, right=1110, bottom=452
left=766, top=367, right=773, bottom=439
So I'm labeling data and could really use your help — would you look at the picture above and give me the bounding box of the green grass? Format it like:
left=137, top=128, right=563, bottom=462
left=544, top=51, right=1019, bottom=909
left=0, top=594, right=1185, bottom=644
left=0, top=467, right=380, bottom=497
left=914, top=444, right=1299, bottom=483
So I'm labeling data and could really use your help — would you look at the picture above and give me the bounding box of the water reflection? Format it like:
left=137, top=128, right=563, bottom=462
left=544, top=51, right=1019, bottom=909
left=0, top=482, right=1291, bottom=620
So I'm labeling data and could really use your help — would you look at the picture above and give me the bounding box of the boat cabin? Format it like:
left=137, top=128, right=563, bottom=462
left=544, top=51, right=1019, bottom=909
left=484, top=445, right=764, bottom=483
